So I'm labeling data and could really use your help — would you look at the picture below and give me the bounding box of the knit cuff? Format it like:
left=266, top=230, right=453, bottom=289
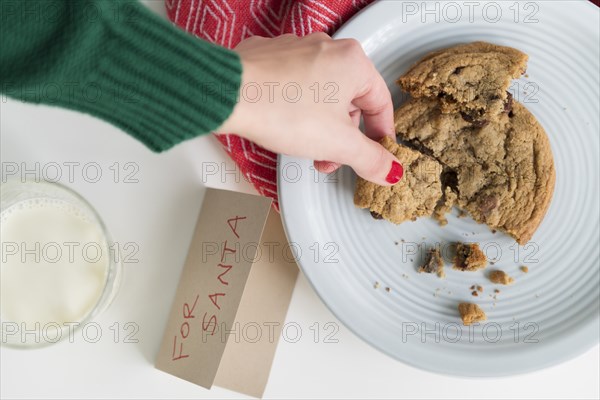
left=80, top=2, right=242, bottom=152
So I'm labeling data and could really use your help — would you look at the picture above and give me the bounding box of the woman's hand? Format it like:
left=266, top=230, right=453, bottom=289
left=217, top=33, right=403, bottom=186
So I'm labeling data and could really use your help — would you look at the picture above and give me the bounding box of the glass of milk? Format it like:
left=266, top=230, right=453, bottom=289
left=1, top=179, right=122, bottom=348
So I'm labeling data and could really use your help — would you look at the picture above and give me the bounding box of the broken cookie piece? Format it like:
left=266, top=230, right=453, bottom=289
left=489, top=270, right=515, bottom=285
left=453, top=243, right=487, bottom=271
left=355, top=43, right=552, bottom=246
left=398, top=41, right=528, bottom=123
left=395, top=98, right=555, bottom=244
left=458, top=303, right=487, bottom=326
left=354, top=136, right=443, bottom=224
left=418, top=248, right=445, bottom=278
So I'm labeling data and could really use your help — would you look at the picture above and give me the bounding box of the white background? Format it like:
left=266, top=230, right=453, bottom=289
left=1, top=1, right=598, bottom=398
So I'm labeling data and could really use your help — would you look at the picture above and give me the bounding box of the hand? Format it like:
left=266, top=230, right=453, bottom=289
left=217, top=33, right=403, bottom=186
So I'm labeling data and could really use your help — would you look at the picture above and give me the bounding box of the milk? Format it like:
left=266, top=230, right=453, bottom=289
left=1, top=198, right=109, bottom=341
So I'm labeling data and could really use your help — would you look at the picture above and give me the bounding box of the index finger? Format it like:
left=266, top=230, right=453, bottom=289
left=352, top=66, right=395, bottom=140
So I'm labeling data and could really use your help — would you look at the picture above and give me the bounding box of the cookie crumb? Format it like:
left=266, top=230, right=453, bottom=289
left=470, top=285, right=475, bottom=290
left=471, top=291, right=479, bottom=296
left=374, top=281, right=380, bottom=289
left=477, top=285, right=483, bottom=292
left=418, top=248, right=444, bottom=277
left=453, top=243, right=487, bottom=271
left=494, top=289, right=500, bottom=294
left=394, top=241, right=399, bottom=245
left=520, top=266, right=529, bottom=273
left=385, top=287, right=391, bottom=292
left=458, top=303, right=487, bottom=326
left=489, top=270, right=515, bottom=285
left=491, top=229, right=497, bottom=234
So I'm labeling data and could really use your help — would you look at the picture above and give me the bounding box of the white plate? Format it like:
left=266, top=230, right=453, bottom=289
left=278, top=1, right=599, bottom=376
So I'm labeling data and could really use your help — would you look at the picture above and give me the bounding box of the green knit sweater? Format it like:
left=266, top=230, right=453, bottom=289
left=0, top=0, right=242, bottom=152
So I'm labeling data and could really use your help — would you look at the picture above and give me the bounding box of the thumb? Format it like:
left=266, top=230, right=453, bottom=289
left=339, top=131, right=404, bottom=186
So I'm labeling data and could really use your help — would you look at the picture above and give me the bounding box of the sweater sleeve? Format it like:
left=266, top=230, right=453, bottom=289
left=0, top=0, right=242, bottom=152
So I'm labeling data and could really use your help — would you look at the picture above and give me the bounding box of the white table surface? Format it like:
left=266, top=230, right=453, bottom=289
left=1, top=1, right=598, bottom=398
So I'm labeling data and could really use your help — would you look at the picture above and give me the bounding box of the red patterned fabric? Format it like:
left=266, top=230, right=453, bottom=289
left=165, top=0, right=374, bottom=210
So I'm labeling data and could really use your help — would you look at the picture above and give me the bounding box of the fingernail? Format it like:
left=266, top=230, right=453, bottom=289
left=385, top=161, right=403, bottom=184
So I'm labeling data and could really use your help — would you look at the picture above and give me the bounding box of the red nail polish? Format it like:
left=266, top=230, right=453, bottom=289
left=385, top=161, right=403, bottom=184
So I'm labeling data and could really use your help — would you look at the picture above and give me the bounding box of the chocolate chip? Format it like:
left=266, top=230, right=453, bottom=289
left=402, top=139, right=434, bottom=158
left=419, top=249, right=442, bottom=274
left=456, top=245, right=472, bottom=270
left=460, top=112, right=474, bottom=122
left=503, top=92, right=514, bottom=114
left=478, top=195, right=498, bottom=217
left=460, top=112, right=489, bottom=128
left=370, top=211, right=383, bottom=220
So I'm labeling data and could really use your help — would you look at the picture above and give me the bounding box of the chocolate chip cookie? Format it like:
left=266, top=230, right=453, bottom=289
left=394, top=97, right=555, bottom=244
left=398, top=42, right=528, bottom=124
left=354, top=136, right=443, bottom=224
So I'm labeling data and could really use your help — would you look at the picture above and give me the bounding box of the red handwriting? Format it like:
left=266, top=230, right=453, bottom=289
left=227, top=216, right=246, bottom=239
left=202, top=312, right=217, bottom=335
left=172, top=294, right=199, bottom=361
left=221, top=240, right=236, bottom=261
left=217, top=263, right=232, bottom=285
left=209, top=293, right=225, bottom=310
left=202, top=215, right=247, bottom=337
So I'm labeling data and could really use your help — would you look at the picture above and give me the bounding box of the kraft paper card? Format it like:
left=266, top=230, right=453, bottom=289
left=156, top=188, right=298, bottom=398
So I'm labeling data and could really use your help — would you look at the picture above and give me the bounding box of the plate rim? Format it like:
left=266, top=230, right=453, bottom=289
left=278, top=0, right=600, bottom=377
